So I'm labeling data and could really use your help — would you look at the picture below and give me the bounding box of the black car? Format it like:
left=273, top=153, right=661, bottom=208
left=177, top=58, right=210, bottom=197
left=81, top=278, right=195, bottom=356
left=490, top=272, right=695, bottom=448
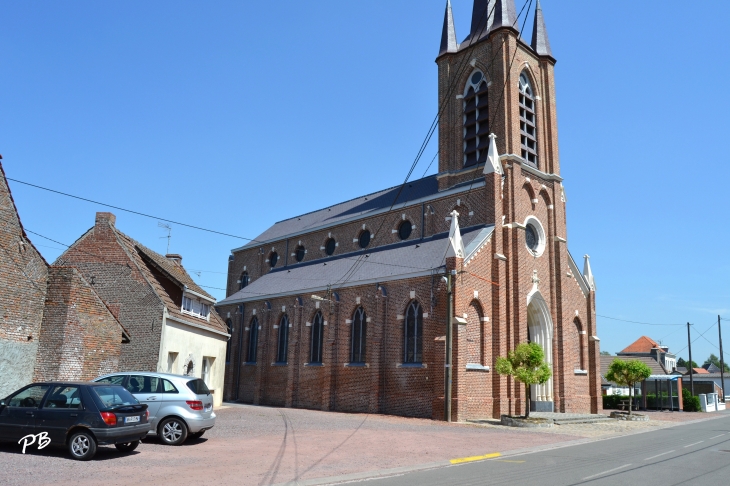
left=0, top=382, right=151, bottom=460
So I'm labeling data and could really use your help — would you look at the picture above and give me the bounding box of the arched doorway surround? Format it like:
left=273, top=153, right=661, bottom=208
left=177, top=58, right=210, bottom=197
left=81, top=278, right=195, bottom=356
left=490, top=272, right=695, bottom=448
left=526, top=287, right=554, bottom=411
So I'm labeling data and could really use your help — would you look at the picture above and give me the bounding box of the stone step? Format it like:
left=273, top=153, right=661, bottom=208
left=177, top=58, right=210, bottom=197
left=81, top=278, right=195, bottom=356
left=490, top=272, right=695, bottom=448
left=552, top=416, right=614, bottom=425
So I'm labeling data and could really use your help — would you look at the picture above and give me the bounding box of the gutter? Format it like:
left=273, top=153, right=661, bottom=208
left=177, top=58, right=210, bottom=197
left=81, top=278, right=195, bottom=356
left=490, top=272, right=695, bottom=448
left=165, top=312, right=230, bottom=339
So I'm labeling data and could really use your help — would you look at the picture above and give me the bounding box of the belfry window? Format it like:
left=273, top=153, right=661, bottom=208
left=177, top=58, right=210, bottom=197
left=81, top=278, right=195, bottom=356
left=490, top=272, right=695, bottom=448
left=310, top=312, right=324, bottom=364
left=519, top=73, right=538, bottom=166
left=463, top=70, right=489, bottom=167
left=239, top=272, right=249, bottom=290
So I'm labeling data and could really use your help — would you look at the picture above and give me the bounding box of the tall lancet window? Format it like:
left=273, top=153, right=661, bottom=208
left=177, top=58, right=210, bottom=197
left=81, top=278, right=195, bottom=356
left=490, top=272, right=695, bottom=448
left=519, top=72, right=538, bottom=166
left=463, top=70, right=489, bottom=167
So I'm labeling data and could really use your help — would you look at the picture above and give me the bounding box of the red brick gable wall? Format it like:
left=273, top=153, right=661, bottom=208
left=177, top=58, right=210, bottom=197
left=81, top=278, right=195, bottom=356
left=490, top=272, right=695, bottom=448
left=34, top=266, right=124, bottom=382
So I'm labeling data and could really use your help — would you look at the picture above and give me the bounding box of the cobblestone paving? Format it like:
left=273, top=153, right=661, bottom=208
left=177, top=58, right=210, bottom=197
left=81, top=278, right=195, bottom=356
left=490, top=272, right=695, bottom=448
left=0, top=404, right=724, bottom=486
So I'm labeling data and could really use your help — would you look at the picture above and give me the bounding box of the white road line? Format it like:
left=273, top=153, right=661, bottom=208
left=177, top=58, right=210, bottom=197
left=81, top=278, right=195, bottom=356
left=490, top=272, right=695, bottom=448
left=644, top=450, right=675, bottom=461
left=581, top=464, right=632, bottom=481
left=708, top=434, right=726, bottom=440
left=683, top=441, right=704, bottom=448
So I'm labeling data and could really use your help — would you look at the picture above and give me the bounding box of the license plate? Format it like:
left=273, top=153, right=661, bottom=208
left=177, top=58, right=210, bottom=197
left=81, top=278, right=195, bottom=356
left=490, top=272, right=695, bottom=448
left=125, top=416, right=140, bottom=424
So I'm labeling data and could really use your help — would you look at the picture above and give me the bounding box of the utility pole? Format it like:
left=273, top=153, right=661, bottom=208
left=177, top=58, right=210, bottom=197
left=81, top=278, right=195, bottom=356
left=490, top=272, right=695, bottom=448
left=445, top=271, right=454, bottom=422
left=719, top=315, right=725, bottom=402
left=687, top=322, right=694, bottom=396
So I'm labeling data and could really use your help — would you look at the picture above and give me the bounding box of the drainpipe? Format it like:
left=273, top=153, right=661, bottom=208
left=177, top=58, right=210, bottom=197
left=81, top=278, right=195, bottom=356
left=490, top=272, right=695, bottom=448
left=445, top=271, right=454, bottom=422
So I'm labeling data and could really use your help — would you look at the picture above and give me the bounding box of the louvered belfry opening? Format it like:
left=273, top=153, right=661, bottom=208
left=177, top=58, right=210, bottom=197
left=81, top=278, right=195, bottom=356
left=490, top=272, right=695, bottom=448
left=519, top=72, right=538, bottom=167
left=463, top=70, right=489, bottom=167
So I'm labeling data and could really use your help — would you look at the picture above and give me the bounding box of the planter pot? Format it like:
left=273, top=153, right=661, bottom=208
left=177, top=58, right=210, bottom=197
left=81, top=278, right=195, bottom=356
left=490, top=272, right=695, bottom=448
left=501, top=415, right=554, bottom=428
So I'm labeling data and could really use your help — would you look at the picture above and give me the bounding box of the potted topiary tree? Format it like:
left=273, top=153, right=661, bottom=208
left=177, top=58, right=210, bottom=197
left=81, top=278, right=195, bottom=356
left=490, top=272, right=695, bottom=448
left=605, top=358, right=652, bottom=419
left=495, top=342, right=552, bottom=420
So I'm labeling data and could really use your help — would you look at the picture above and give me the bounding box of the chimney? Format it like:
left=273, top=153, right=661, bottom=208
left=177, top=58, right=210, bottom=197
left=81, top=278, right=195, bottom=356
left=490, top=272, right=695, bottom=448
left=166, top=254, right=182, bottom=265
left=95, top=212, right=116, bottom=227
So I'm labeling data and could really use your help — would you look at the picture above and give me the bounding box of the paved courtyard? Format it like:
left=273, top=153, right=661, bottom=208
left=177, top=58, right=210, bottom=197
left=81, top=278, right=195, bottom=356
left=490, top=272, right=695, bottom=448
left=0, top=403, right=723, bottom=486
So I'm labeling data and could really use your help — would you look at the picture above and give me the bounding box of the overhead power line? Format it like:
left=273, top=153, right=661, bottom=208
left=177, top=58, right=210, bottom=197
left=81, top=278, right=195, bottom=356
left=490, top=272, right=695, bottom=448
left=596, top=314, right=684, bottom=327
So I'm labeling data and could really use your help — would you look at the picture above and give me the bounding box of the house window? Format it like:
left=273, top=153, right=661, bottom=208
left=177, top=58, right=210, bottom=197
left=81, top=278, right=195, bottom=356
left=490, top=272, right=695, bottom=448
left=276, top=315, right=289, bottom=363
left=247, top=317, right=259, bottom=363
left=183, top=296, right=193, bottom=312
left=182, top=295, right=210, bottom=319
left=239, top=272, right=249, bottom=290
left=463, top=70, right=489, bottom=167
left=202, top=357, right=213, bottom=387
left=167, top=352, right=178, bottom=373
left=310, top=312, right=324, bottom=364
left=519, top=72, right=538, bottom=166
left=351, top=307, right=366, bottom=363
left=404, top=301, right=423, bottom=363
left=225, top=319, right=233, bottom=363
left=201, top=303, right=209, bottom=318
left=295, top=245, right=306, bottom=263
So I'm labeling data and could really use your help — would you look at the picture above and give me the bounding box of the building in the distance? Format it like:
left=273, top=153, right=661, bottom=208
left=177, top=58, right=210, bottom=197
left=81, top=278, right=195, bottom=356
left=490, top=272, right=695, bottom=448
left=218, top=0, right=601, bottom=420
left=55, top=212, right=230, bottom=406
left=617, top=336, right=677, bottom=373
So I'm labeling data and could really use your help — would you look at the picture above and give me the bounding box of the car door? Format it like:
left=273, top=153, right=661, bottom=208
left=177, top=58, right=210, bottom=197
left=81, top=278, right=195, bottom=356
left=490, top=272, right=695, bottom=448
left=36, top=385, right=85, bottom=444
left=126, top=375, right=162, bottom=425
left=0, top=385, right=50, bottom=442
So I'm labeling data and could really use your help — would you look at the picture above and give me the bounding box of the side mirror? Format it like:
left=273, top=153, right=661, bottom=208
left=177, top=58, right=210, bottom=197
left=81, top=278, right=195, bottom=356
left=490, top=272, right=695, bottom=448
left=0, top=400, right=6, bottom=408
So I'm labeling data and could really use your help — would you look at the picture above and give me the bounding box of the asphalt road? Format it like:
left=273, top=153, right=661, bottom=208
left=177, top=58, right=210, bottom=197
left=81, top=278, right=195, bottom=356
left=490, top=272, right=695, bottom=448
left=360, top=414, right=730, bottom=486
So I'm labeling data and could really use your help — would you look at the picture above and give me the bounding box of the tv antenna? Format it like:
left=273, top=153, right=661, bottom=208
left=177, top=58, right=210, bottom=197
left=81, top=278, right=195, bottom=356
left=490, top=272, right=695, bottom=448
left=158, top=222, right=172, bottom=254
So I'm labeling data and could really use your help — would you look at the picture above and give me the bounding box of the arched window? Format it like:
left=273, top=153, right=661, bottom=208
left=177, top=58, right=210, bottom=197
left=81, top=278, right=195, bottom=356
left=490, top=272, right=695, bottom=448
left=276, top=314, right=289, bottom=363
left=574, top=319, right=584, bottom=370
left=239, top=272, right=249, bottom=290
left=310, top=312, right=324, bottom=364
left=519, top=72, right=538, bottom=166
left=463, top=70, right=489, bottom=167
left=351, top=307, right=367, bottom=363
left=225, top=319, right=233, bottom=363
left=466, top=303, right=483, bottom=366
left=404, top=301, right=423, bottom=363
left=247, top=317, right=259, bottom=363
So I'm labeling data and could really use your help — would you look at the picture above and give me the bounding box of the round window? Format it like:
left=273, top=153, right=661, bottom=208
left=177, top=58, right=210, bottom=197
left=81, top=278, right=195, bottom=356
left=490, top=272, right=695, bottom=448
left=295, top=245, right=305, bottom=263
left=471, top=71, right=483, bottom=85
left=525, top=225, right=538, bottom=251
left=324, top=238, right=336, bottom=256
left=269, top=252, right=279, bottom=268
left=358, top=230, right=371, bottom=249
left=398, top=220, right=413, bottom=240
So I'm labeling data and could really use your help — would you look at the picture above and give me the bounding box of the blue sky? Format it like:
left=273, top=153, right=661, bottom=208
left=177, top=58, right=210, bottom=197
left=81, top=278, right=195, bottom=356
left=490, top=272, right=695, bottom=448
left=1, top=1, right=727, bottom=365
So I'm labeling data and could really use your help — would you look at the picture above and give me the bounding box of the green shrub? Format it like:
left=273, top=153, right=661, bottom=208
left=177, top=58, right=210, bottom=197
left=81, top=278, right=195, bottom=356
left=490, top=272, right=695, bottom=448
left=682, top=388, right=701, bottom=412
left=603, top=395, right=630, bottom=409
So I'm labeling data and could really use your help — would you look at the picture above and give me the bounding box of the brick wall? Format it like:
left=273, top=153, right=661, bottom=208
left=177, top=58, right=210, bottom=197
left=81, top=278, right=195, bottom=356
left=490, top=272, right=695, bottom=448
left=34, top=266, right=124, bottom=381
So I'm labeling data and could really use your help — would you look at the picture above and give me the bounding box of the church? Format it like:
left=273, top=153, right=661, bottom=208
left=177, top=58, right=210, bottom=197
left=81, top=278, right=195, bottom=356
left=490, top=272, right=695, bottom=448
left=218, top=0, right=601, bottom=420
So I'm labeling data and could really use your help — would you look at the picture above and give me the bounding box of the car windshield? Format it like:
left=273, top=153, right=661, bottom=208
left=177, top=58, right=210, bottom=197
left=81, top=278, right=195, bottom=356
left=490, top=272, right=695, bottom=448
left=92, top=385, right=139, bottom=408
left=185, top=379, right=210, bottom=395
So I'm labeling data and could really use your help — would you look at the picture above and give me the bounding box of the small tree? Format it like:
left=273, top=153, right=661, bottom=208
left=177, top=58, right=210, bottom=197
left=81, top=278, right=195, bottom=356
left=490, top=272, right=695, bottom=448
left=605, top=359, right=652, bottom=415
left=495, top=342, right=551, bottom=418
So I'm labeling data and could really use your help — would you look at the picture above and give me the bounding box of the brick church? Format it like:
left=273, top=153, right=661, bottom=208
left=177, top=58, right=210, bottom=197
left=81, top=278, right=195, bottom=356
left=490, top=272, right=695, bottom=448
left=219, top=0, right=601, bottom=420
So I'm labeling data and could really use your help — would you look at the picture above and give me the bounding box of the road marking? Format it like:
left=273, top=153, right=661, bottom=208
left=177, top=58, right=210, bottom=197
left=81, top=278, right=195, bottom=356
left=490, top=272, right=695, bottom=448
left=708, top=434, right=726, bottom=440
left=644, top=450, right=675, bottom=461
left=581, top=464, right=631, bottom=481
left=683, top=441, right=704, bottom=448
left=450, top=452, right=501, bottom=464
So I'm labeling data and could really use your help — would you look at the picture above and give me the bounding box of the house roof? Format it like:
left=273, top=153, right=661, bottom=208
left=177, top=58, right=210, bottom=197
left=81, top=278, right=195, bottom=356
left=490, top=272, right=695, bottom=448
left=690, top=367, right=710, bottom=375
left=703, top=363, right=722, bottom=373
left=619, top=336, right=662, bottom=354
left=600, top=355, right=668, bottom=385
left=233, top=174, right=486, bottom=252
left=221, top=224, right=494, bottom=306
left=134, top=242, right=213, bottom=300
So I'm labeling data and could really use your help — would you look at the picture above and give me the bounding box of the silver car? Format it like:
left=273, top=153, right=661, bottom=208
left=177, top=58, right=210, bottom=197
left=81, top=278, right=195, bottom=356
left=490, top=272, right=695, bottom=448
left=94, top=372, right=215, bottom=445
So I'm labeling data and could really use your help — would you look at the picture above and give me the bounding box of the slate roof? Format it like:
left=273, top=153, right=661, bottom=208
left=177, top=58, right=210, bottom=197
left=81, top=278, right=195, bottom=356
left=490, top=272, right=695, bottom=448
left=600, top=355, right=668, bottom=385
left=221, top=224, right=494, bottom=305
left=235, top=175, right=486, bottom=251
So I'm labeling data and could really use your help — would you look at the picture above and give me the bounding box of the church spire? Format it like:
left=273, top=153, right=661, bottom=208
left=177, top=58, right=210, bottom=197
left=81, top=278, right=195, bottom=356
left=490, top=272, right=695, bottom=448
left=439, top=0, right=458, bottom=57
left=490, top=0, right=519, bottom=33
left=530, top=0, right=553, bottom=58
left=583, top=255, right=596, bottom=291
left=468, top=0, right=518, bottom=46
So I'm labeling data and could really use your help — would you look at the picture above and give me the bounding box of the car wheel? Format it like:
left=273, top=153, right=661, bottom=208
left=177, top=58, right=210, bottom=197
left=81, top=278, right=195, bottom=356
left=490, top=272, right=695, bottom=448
left=115, top=440, right=140, bottom=453
left=189, top=431, right=205, bottom=440
left=68, top=431, right=97, bottom=461
left=158, top=417, right=188, bottom=445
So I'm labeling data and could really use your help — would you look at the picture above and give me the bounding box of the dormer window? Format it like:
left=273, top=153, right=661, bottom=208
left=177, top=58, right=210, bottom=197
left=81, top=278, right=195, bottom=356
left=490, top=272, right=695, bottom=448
left=182, top=295, right=210, bottom=319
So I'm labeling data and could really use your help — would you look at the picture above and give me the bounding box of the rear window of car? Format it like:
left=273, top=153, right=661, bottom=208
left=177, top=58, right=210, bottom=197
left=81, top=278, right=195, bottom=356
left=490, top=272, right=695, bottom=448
left=93, top=386, right=139, bottom=408
left=185, top=379, right=210, bottom=395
